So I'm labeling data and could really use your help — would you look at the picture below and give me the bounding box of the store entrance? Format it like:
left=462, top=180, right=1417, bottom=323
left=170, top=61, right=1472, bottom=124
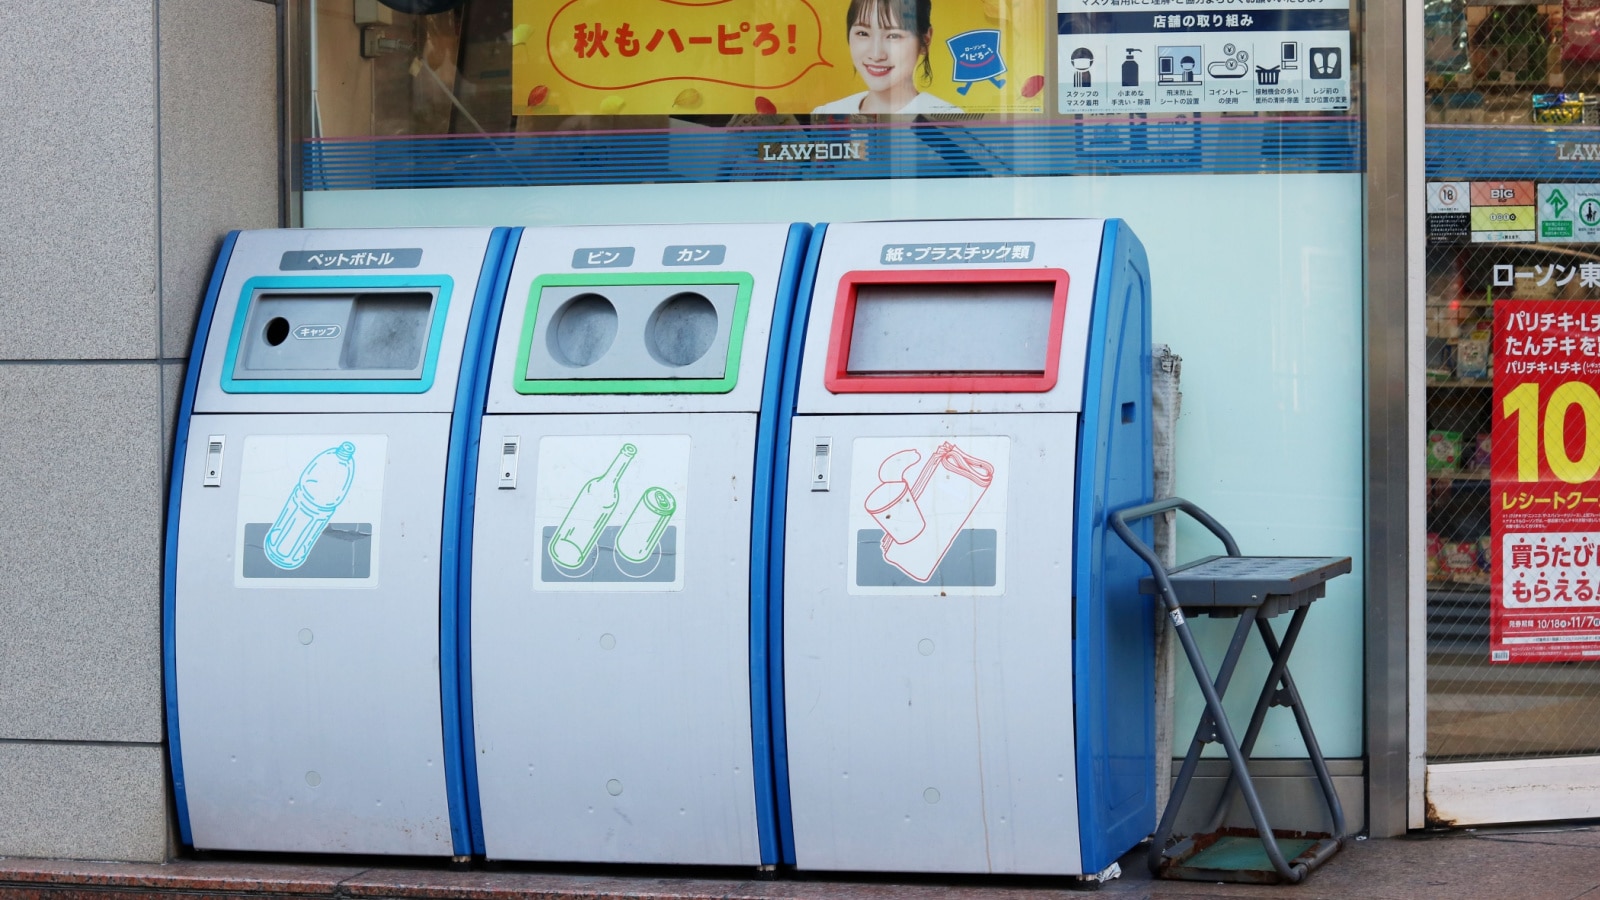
left=1422, top=0, right=1600, bottom=826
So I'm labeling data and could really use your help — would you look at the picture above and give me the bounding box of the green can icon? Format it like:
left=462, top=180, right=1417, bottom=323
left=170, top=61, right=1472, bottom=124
left=615, top=486, right=677, bottom=564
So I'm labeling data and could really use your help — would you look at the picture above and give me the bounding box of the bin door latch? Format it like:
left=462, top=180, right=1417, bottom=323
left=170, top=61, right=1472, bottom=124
left=202, top=436, right=225, bottom=487
left=811, top=437, right=832, bottom=492
left=499, top=436, right=521, bottom=489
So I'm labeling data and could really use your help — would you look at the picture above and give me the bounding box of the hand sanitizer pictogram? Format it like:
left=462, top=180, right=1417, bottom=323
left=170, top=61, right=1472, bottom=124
left=264, top=442, right=357, bottom=570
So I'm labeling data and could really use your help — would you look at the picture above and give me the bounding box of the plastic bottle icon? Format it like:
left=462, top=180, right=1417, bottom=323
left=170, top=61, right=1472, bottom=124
left=549, top=443, right=636, bottom=569
left=264, top=442, right=357, bottom=570
left=615, top=486, right=677, bottom=564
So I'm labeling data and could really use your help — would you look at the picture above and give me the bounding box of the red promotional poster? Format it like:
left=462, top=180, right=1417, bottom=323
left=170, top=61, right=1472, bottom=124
left=1492, top=299, right=1600, bottom=662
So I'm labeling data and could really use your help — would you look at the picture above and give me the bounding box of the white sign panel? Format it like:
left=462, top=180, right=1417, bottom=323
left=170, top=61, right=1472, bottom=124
left=534, top=434, right=690, bottom=592
left=1057, top=1, right=1351, bottom=114
left=1428, top=181, right=1471, bottom=214
left=234, top=434, right=387, bottom=589
left=846, top=436, right=1010, bottom=596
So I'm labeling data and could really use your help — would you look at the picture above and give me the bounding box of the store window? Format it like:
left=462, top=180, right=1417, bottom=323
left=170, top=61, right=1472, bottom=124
left=299, top=0, right=1370, bottom=769
left=1424, top=2, right=1600, bottom=773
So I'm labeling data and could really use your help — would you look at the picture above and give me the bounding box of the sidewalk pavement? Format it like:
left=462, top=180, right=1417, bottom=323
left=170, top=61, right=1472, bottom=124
left=2, top=825, right=1599, bottom=900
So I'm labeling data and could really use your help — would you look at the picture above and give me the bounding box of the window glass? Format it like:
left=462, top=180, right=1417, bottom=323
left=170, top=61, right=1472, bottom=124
left=302, top=0, right=1369, bottom=759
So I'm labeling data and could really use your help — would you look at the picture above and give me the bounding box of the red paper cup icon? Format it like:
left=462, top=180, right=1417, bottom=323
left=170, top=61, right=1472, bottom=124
left=865, top=481, right=925, bottom=544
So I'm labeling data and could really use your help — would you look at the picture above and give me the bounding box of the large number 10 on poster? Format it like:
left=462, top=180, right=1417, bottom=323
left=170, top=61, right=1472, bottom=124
left=510, top=0, right=1048, bottom=116
left=1491, top=300, right=1600, bottom=662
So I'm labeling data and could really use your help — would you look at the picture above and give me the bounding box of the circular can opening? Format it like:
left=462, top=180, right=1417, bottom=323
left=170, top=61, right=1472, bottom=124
left=646, top=292, right=718, bottom=367
left=548, top=293, right=618, bottom=368
left=264, top=317, right=291, bottom=347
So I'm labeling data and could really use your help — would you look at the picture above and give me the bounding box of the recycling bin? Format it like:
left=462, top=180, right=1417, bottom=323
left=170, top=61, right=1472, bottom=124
left=164, top=227, right=515, bottom=856
left=774, top=219, right=1155, bottom=876
left=466, top=224, right=809, bottom=866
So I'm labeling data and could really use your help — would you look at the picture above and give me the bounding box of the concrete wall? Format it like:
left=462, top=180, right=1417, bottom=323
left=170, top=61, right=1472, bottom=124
left=0, top=0, right=278, bottom=862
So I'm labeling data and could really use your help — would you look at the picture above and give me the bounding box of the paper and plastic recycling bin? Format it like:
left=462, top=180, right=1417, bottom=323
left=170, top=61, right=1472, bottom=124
left=164, top=227, right=514, bottom=856
left=466, top=224, right=809, bottom=866
left=773, top=219, right=1155, bottom=876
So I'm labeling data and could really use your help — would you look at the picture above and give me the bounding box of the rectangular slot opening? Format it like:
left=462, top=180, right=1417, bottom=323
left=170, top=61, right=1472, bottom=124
left=825, top=268, right=1069, bottom=394
left=233, top=290, right=436, bottom=380
left=846, top=283, right=1055, bottom=376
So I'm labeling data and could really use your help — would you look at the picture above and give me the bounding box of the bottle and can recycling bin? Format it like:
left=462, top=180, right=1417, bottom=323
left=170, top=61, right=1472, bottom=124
left=164, top=227, right=514, bottom=856
left=773, top=218, right=1155, bottom=876
left=465, top=223, right=809, bottom=866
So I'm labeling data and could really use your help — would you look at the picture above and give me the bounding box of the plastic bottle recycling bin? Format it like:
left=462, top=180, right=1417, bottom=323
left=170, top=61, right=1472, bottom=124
left=467, top=224, right=809, bottom=866
left=775, top=219, right=1155, bottom=876
left=164, top=227, right=514, bottom=856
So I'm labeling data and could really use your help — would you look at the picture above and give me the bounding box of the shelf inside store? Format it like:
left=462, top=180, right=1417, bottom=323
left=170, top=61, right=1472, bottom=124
left=1429, top=574, right=1491, bottom=589
left=1426, top=379, right=1493, bottom=389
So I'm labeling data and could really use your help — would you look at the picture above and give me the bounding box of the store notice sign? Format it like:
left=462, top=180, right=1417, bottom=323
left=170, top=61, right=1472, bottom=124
left=510, top=0, right=1047, bottom=117
left=1427, top=181, right=1471, bottom=244
left=1539, top=183, right=1600, bottom=242
left=1471, top=181, right=1537, bottom=243
left=1056, top=0, right=1351, bottom=114
left=1491, top=300, right=1600, bottom=663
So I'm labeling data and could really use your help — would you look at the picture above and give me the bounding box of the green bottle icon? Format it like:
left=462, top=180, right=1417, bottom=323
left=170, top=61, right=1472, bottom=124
left=548, top=443, right=635, bottom=569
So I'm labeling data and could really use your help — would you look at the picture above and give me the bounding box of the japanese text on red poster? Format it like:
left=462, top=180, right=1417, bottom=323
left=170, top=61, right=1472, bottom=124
left=1492, top=300, right=1600, bottom=662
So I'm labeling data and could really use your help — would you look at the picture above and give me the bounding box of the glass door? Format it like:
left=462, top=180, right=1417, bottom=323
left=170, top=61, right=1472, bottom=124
left=1423, top=0, right=1600, bottom=825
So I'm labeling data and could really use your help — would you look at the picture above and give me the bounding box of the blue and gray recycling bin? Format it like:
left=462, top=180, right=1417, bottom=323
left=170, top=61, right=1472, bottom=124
left=774, top=219, right=1155, bottom=875
left=466, top=223, right=808, bottom=866
left=164, top=227, right=514, bottom=855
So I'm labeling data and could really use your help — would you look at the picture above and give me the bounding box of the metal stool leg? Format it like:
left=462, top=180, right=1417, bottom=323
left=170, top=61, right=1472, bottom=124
left=1256, top=617, right=1347, bottom=839
left=1151, top=610, right=1256, bottom=875
left=1202, top=605, right=1313, bottom=835
left=1157, top=609, right=1306, bottom=883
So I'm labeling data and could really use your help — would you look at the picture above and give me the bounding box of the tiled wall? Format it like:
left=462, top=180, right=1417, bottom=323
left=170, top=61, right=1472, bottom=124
left=0, top=0, right=278, bottom=862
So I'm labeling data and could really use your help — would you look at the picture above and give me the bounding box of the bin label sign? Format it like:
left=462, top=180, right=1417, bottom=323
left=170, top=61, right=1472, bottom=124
left=234, top=434, right=387, bottom=589
left=1491, top=300, right=1600, bottom=661
left=534, top=434, right=690, bottom=592
left=847, top=436, right=1010, bottom=595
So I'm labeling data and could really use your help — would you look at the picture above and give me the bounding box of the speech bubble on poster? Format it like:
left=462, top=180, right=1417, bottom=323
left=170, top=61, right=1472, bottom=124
left=546, top=0, right=829, bottom=90
left=513, top=0, right=1047, bottom=116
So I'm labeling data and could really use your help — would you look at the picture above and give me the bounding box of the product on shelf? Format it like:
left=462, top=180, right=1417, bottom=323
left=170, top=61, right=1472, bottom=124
left=1458, top=333, right=1490, bottom=379
left=1428, top=430, right=1463, bottom=471
left=1470, top=433, right=1491, bottom=470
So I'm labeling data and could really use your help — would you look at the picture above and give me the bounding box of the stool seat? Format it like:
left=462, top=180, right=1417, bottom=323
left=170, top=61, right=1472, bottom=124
left=1141, top=556, right=1352, bottom=617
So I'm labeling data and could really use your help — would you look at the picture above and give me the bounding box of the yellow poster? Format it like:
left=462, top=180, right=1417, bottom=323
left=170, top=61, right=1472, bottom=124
left=511, top=0, right=1047, bottom=116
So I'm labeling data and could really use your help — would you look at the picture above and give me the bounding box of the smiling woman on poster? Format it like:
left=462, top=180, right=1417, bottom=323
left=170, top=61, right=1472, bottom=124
left=813, top=0, right=963, bottom=116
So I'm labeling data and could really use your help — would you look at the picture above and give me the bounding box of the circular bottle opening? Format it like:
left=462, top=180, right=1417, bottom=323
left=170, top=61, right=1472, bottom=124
left=264, top=317, right=291, bottom=346
left=548, top=293, right=618, bottom=368
left=646, top=292, right=718, bottom=367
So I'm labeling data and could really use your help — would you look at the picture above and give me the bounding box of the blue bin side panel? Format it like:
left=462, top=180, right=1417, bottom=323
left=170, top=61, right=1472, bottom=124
left=459, top=227, right=524, bottom=856
left=769, top=223, right=828, bottom=868
left=163, top=231, right=242, bottom=848
left=749, top=222, right=813, bottom=867
left=1073, top=220, right=1157, bottom=872
left=443, top=226, right=516, bottom=856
